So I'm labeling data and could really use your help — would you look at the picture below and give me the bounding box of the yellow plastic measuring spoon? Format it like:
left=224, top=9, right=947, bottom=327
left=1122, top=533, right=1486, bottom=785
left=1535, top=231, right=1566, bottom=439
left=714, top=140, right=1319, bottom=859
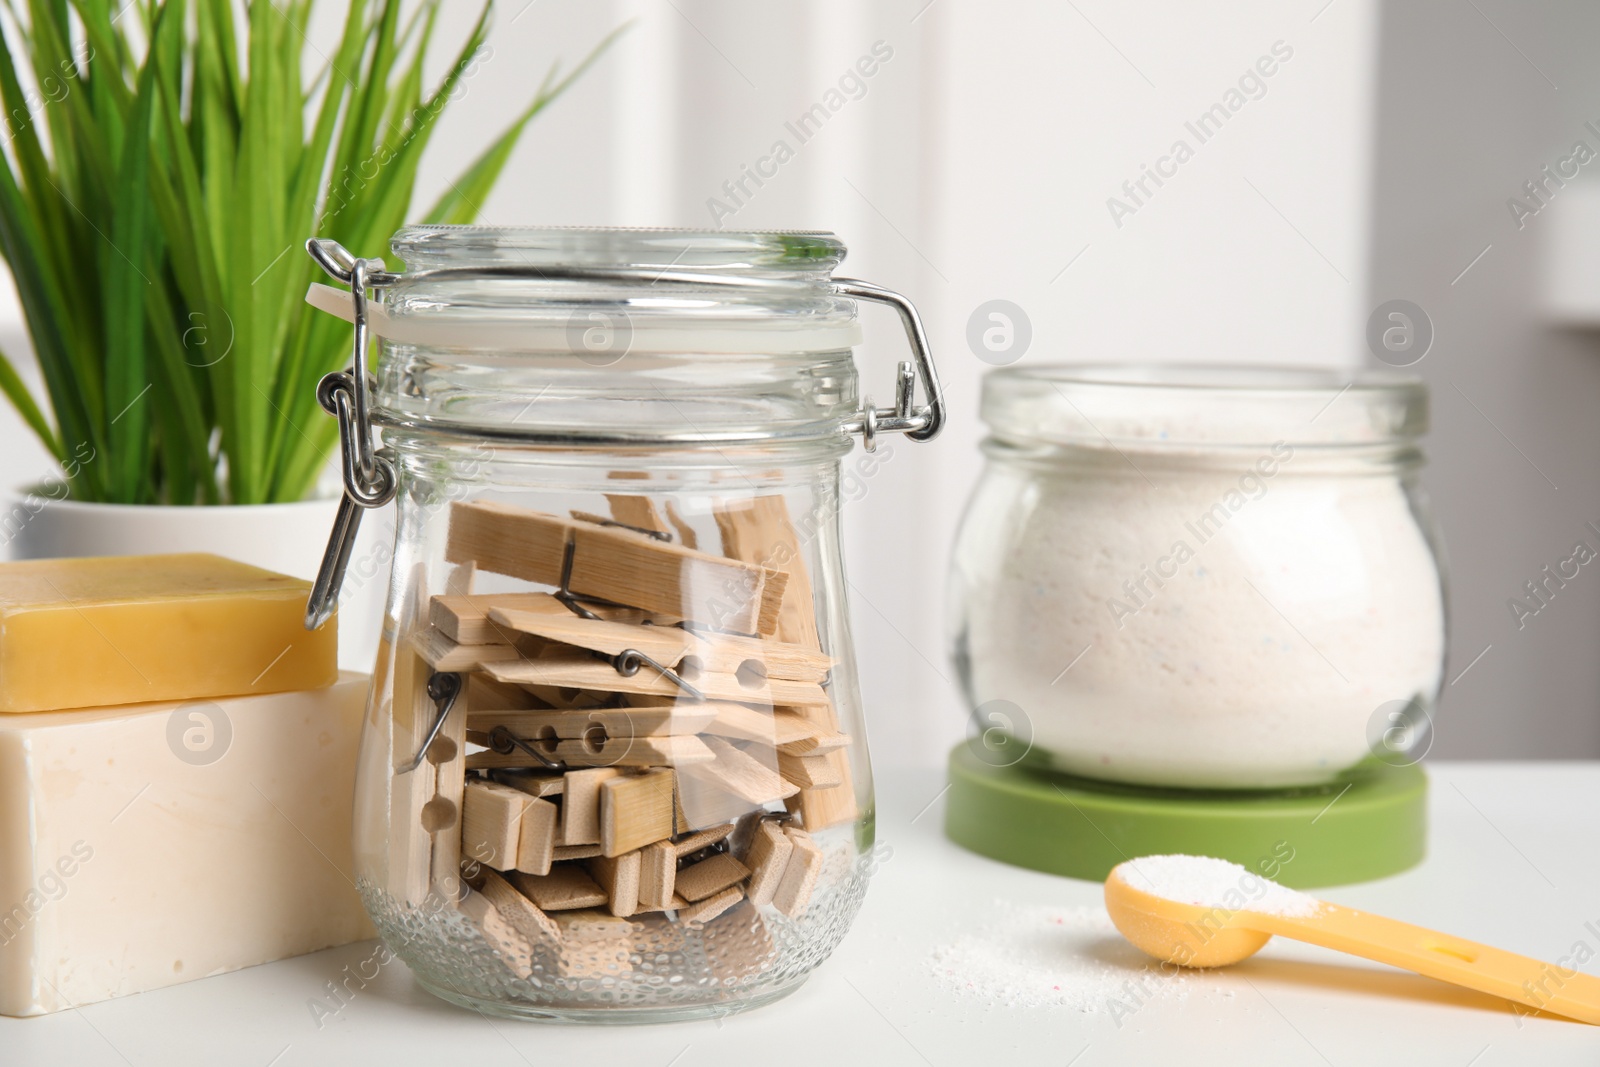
left=1105, top=857, right=1600, bottom=1025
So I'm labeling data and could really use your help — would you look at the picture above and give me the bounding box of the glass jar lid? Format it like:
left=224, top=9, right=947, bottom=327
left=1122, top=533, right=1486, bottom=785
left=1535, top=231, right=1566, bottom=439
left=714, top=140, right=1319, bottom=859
left=307, top=227, right=883, bottom=447
left=380, top=226, right=862, bottom=355
left=981, top=364, right=1428, bottom=451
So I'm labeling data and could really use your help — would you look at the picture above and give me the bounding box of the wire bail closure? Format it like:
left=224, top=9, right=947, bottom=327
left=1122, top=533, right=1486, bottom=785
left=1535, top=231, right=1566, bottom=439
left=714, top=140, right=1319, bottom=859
left=830, top=278, right=944, bottom=449
left=298, top=236, right=946, bottom=629
left=304, top=239, right=397, bottom=630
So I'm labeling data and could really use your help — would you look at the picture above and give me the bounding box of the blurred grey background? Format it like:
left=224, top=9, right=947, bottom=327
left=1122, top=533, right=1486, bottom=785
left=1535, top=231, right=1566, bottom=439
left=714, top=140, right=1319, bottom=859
left=1371, top=0, right=1600, bottom=761
left=0, top=0, right=1594, bottom=766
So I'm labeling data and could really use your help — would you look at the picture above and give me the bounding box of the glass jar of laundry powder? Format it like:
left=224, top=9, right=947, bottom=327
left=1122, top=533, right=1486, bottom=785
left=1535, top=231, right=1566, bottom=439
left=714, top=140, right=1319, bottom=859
left=949, top=365, right=1446, bottom=790
left=301, top=227, right=943, bottom=1021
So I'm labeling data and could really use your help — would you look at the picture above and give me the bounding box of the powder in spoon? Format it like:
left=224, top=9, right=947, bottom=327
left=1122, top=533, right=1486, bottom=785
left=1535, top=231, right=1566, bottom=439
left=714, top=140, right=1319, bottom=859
left=1118, top=854, right=1321, bottom=917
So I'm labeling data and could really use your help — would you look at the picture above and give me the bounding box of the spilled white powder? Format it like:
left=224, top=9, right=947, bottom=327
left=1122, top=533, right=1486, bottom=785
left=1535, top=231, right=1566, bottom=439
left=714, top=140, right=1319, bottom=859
left=1119, top=854, right=1320, bottom=917
left=931, top=860, right=1318, bottom=1012
left=929, top=901, right=1200, bottom=1012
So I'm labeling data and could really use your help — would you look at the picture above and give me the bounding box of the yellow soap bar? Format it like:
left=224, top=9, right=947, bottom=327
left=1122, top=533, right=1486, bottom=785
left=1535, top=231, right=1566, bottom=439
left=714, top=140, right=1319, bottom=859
left=0, top=553, right=336, bottom=713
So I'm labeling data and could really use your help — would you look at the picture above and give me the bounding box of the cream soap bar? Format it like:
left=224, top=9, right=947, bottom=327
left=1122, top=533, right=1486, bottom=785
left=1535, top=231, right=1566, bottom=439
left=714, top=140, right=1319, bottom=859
left=0, top=673, right=376, bottom=1016
left=0, top=553, right=336, bottom=713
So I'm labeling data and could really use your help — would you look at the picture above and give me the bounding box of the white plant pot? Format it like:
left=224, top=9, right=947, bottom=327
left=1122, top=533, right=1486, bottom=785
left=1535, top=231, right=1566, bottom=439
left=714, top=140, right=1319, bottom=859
left=3, top=494, right=392, bottom=671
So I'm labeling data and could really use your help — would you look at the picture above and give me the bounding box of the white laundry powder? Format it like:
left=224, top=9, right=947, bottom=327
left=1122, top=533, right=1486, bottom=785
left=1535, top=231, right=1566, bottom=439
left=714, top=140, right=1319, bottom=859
left=929, top=902, right=1196, bottom=1012
left=1116, top=854, right=1321, bottom=917
left=927, top=897, right=1256, bottom=1023
left=955, top=458, right=1445, bottom=787
left=930, top=864, right=1312, bottom=1015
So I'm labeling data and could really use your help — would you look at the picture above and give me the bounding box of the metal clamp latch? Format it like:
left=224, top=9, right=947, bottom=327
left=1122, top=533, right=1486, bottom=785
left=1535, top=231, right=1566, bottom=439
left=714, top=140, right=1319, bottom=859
left=830, top=278, right=944, bottom=451
left=304, top=239, right=397, bottom=631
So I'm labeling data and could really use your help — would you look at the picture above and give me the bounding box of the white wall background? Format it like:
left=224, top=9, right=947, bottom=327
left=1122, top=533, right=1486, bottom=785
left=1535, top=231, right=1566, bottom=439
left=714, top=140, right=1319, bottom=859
left=10, top=1, right=1588, bottom=768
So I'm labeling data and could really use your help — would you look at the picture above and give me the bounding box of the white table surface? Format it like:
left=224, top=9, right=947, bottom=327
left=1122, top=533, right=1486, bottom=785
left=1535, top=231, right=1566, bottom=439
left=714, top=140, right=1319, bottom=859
left=5, top=761, right=1599, bottom=1066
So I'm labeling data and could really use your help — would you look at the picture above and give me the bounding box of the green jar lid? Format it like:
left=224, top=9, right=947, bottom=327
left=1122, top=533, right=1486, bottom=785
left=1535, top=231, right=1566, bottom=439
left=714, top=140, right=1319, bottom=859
left=943, top=744, right=1426, bottom=889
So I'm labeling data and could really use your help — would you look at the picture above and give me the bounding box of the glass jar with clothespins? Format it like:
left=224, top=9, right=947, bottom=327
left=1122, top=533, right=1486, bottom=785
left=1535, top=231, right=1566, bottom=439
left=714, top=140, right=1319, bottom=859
left=300, top=227, right=944, bottom=1022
